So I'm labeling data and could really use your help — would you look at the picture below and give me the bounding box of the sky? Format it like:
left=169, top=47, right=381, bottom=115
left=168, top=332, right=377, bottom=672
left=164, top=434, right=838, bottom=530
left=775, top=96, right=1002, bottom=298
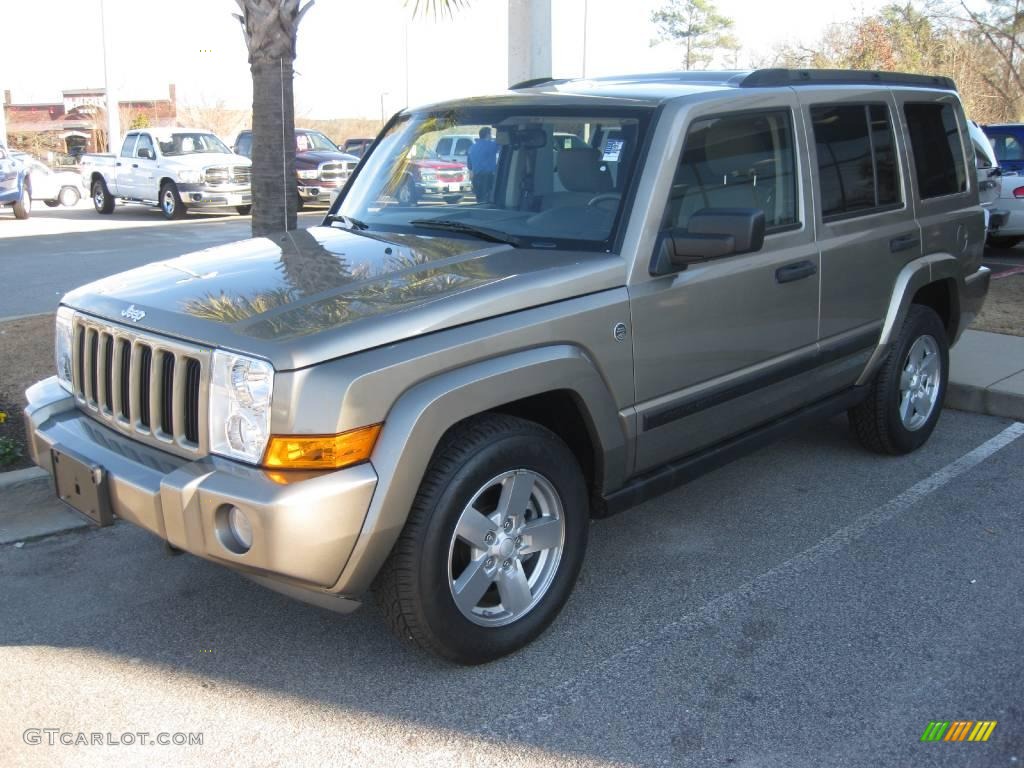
left=3, top=0, right=900, bottom=119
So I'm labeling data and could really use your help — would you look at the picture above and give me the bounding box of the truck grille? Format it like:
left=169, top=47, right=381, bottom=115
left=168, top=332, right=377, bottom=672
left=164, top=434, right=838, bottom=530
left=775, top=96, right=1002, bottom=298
left=204, top=165, right=251, bottom=186
left=319, top=161, right=355, bottom=184
left=71, top=314, right=210, bottom=457
left=437, top=169, right=466, bottom=183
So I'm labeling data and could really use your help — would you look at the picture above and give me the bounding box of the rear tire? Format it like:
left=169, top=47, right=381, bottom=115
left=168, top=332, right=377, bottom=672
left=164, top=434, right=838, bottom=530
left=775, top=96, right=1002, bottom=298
left=44, top=200, right=61, bottom=208
left=849, top=304, right=948, bottom=455
left=13, top=186, right=31, bottom=219
left=59, top=186, right=80, bottom=207
left=160, top=181, right=186, bottom=220
left=92, top=178, right=115, bottom=214
left=375, top=413, right=588, bottom=664
left=236, top=205, right=252, bottom=215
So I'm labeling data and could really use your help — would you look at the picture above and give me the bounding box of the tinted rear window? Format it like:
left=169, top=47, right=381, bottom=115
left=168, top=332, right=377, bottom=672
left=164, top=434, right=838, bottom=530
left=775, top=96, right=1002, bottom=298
left=903, top=102, right=967, bottom=199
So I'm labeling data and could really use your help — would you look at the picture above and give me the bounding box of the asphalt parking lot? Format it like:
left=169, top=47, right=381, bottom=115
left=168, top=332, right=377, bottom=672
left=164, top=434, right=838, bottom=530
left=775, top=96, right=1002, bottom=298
left=1, top=410, right=1022, bottom=767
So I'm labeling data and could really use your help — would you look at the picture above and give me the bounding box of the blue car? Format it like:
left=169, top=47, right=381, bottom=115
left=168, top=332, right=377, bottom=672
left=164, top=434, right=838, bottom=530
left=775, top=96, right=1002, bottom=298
left=0, top=142, right=32, bottom=219
left=982, top=124, right=1024, bottom=176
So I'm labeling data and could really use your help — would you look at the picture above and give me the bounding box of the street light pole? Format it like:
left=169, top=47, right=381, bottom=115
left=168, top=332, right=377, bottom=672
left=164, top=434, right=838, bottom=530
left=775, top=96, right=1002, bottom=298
left=99, top=0, right=120, bottom=152
left=582, top=0, right=588, bottom=78
left=380, top=92, right=389, bottom=124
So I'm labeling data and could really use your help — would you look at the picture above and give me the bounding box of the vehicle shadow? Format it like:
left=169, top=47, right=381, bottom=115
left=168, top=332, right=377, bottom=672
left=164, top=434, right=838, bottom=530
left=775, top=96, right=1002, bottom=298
left=0, top=411, right=1002, bottom=764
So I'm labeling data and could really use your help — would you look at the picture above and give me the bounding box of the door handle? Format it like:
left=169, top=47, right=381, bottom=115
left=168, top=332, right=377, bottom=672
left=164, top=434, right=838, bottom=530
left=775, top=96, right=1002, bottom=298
left=889, top=234, right=919, bottom=253
left=131, top=163, right=139, bottom=168
left=775, top=260, right=817, bottom=284
left=115, top=162, right=121, bottom=167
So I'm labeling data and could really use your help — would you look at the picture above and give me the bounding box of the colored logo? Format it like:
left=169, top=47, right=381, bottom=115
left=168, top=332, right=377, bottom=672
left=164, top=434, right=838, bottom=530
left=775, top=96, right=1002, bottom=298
left=920, top=721, right=997, bottom=742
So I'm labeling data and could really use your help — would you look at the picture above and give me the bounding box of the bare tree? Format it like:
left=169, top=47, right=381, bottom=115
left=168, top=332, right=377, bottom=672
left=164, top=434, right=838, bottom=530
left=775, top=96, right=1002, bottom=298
left=178, top=98, right=251, bottom=145
left=650, top=0, right=738, bottom=70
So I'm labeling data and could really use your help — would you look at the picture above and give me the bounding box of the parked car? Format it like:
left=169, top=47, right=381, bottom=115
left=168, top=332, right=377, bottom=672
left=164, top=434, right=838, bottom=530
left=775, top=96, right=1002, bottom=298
left=394, top=145, right=472, bottom=205
left=0, top=143, right=32, bottom=218
left=981, top=123, right=1024, bottom=248
left=233, top=128, right=359, bottom=209
left=25, top=69, right=989, bottom=664
left=25, top=159, right=87, bottom=207
left=80, top=129, right=252, bottom=219
left=967, top=121, right=1006, bottom=234
left=342, top=138, right=374, bottom=158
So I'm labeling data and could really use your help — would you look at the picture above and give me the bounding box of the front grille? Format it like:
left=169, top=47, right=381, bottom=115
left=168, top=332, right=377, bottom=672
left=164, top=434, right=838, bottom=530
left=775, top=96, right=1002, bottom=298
left=71, top=314, right=210, bottom=457
left=204, top=165, right=251, bottom=186
left=319, top=161, right=354, bottom=184
left=437, top=169, right=465, bottom=183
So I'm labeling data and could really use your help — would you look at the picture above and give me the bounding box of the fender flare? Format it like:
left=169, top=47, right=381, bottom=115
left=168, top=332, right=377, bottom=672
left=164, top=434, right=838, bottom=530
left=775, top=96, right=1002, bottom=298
left=330, top=344, right=627, bottom=595
left=856, top=253, right=962, bottom=386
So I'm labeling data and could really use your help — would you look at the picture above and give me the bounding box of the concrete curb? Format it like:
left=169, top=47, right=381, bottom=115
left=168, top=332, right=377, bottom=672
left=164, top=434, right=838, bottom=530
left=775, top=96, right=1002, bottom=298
left=947, top=330, right=1024, bottom=422
left=0, top=466, right=90, bottom=544
left=0, top=465, right=48, bottom=489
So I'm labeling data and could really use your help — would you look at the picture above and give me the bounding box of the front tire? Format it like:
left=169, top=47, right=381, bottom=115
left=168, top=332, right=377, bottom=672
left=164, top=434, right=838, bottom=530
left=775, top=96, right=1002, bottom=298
left=849, top=304, right=948, bottom=455
left=92, top=178, right=115, bottom=214
left=375, top=414, right=588, bottom=664
left=160, top=182, right=186, bottom=220
left=13, top=186, right=31, bottom=219
left=236, top=205, right=252, bottom=215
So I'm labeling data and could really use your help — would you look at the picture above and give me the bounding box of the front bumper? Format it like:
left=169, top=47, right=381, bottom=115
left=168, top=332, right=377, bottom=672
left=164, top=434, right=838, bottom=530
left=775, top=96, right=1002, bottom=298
left=176, top=183, right=252, bottom=209
left=416, top=181, right=472, bottom=198
left=24, top=376, right=375, bottom=610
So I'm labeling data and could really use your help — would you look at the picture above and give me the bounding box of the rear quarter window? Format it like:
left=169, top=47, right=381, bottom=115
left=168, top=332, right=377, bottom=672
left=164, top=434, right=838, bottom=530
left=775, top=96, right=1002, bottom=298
left=903, top=102, right=967, bottom=199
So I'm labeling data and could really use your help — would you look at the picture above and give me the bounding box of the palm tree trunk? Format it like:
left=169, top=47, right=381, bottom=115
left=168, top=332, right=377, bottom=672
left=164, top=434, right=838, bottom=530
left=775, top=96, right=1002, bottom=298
left=250, top=56, right=298, bottom=235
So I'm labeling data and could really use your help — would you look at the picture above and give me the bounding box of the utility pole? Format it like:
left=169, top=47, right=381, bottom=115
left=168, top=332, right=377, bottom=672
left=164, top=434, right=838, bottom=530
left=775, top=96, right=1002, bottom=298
left=99, top=0, right=120, bottom=152
left=0, top=86, right=7, bottom=146
left=507, top=0, right=552, bottom=86
left=581, top=0, right=588, bottom=78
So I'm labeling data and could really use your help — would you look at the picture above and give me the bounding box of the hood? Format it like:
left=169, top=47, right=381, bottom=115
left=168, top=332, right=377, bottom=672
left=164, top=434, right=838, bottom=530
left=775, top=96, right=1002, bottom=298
left=160, top=153, right=251, bottom=170
left=413, top=159, right=466, bottom=171
left=295, top=150, right=359, bottom=166
left=61, top=226, right=625, bottom=371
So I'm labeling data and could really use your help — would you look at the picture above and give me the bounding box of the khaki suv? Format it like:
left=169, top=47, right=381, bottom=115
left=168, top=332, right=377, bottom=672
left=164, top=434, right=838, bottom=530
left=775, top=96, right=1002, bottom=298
left=25, top=69, right=990, bottom=664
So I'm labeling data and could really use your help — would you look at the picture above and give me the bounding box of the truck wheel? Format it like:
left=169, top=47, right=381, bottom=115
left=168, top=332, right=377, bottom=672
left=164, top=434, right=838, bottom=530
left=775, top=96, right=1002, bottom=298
left=375, top=413, right=588, bottom=664
left=44, top=200, right=60, bottom=208
left=59, top=186, right=81, bottom=207
left=849, top=305, right=948, bottom=455
left=92, top=178, right=115, bottom=214
left=236, top=205, right=252, bottom=216
left=13, top=187, right=31, bottom=219
left=160, top=182, right=187, bottom=220
left=296, top=194, right=305, bottom=212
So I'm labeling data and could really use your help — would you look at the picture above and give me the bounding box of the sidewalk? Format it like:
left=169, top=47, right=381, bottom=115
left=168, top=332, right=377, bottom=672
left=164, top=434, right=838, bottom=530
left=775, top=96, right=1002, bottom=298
left=1, top=329, right=1021, bottom=544
left=946, top=329, right=1024, bottom=421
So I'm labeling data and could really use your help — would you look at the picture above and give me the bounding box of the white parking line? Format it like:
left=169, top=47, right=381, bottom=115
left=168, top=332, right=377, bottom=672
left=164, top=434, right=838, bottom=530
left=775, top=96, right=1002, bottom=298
left=486, top=421, right=1024, bottom=736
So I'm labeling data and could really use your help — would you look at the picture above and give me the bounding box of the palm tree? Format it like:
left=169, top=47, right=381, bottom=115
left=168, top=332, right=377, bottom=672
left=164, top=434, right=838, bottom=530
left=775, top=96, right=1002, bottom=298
left=233, top=0, right=313, bottom=236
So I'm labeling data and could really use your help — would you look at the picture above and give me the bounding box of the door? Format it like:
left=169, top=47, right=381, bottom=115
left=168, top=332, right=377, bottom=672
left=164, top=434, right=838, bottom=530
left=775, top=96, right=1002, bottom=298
left=129, top=132, right=158, bottom=200
left=629, top=103, right=822, bottom=471
left=800, top=91, right=921, bottom=351
left=115, top=133, right=138, bottom=196
left=0, top=147, right=15, bottom=201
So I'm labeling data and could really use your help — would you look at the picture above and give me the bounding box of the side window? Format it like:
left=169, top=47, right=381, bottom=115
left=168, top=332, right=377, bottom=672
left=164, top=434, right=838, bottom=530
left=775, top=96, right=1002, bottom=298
left=135, top=133, right=154, bottom=158
left=811, top=103, right=901, bottom=219
left=987, top=133, right=1023, bottom=162
left=903, top=102, right=967, bottom=199
left=436, top=138, right=451, bottom=156
left=236, top=134, right=252, bottom=157
left=662, top=110, right=798, bottom=233
left=454, top=138, right=472, bottom=156
left=120, top=134, right=138, bottom=158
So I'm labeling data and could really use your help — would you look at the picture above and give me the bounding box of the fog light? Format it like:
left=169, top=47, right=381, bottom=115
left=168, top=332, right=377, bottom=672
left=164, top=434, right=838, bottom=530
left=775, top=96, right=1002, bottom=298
left=216, top=504, right=253, bottom=553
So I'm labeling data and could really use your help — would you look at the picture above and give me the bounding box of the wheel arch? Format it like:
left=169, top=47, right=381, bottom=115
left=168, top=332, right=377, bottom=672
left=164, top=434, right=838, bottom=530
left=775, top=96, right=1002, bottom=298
left=331, top=345, right=628, bottom=595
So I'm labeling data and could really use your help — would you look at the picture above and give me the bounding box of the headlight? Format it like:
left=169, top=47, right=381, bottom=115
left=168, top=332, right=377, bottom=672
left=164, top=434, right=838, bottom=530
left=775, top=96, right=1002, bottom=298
left=177, top=169, right=203, bottom=183
left=55, top=307, right=74, bottom=392
left=297, top=169, right=319, bottom=180
left=209, top=351, right=274, bottom=464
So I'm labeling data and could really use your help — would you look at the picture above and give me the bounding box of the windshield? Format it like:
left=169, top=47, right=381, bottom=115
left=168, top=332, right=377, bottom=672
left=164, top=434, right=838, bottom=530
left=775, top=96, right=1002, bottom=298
left=298, top=131, right=341, bottom=152
left=335, top=106, right=652, bottom=251
left=156, top=132, right=232, bottom=156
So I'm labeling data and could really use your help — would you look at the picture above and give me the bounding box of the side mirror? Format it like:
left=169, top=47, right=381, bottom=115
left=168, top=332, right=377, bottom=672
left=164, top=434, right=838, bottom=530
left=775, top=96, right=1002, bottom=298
left=137, top=147, right=154, bottom=160
left=651, top=208, right=766, bottom=276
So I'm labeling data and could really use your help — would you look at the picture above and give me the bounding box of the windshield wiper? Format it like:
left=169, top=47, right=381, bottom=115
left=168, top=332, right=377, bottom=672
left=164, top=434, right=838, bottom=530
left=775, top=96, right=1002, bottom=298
left=409, top=218, right=520, bottom=247
left=325, top=213, right=369, bottom=230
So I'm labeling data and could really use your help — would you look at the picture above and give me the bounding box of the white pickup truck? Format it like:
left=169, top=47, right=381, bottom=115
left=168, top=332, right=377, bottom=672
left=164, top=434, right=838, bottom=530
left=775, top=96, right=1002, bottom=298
left=80, top=128, right=252, bottom=219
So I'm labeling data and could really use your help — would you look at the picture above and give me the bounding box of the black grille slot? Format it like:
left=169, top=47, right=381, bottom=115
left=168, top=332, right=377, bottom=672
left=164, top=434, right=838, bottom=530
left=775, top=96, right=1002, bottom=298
left=161, top=354, right=175, bottom=435
left=88, top=330, right=99, bottom=405
left=138, top=345, right=152, bottom=429
left=184, top=358, right=201, bottom=443
left=76, top=327, right=86, bottom=396
left=119, top=340, right=131, bottom=419
left=103, top=335, right=114, bottom=412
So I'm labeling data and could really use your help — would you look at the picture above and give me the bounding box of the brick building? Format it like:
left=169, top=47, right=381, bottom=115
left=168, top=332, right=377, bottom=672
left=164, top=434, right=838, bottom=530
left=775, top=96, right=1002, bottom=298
left=3, top=84, right=177, bottom=160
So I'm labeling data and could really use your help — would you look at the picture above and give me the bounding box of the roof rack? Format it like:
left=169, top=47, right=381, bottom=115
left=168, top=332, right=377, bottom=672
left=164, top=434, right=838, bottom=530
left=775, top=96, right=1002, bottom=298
left=740, top=68, right=957, bottom=91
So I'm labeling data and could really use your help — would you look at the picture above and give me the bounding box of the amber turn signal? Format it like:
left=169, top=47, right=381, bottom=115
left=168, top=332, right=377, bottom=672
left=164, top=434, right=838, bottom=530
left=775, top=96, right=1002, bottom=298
left=263, top=424, right=382, bottom=470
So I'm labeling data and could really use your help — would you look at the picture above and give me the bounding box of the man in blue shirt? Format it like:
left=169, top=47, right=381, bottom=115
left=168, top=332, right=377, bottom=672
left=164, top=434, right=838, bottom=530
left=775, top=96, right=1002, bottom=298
left=466, top=127, right=500, bottom=204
